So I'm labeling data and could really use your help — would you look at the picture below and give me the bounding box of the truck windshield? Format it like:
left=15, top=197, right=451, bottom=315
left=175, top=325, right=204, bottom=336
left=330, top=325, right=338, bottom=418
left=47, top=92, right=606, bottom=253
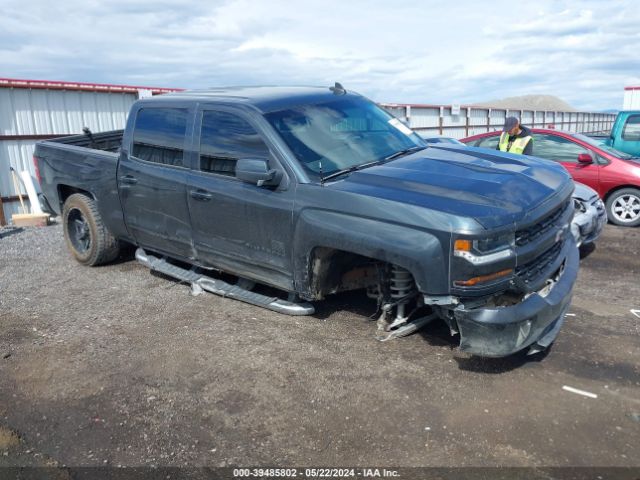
left=265, top=97, right=426, bottom=177
left=573, top=133, right=635, bottom=159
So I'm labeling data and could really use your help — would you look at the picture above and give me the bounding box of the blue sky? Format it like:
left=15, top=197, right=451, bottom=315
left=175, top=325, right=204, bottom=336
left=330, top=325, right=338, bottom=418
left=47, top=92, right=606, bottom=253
left=1, top=0, right=638, bottom=111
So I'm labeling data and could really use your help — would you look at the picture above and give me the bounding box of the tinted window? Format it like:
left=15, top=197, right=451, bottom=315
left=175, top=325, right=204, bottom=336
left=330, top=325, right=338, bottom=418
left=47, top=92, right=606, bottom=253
left=622, top=115, right=640, bottom=141
left=132, top=108, right=188, bottom=167
left=265, top=97, right=425, bottom=176
left=531, top=134, right=589, bottom=163
left=476, top=136, right=500, bottom=149
left=199, top=111, right=270, bottom=177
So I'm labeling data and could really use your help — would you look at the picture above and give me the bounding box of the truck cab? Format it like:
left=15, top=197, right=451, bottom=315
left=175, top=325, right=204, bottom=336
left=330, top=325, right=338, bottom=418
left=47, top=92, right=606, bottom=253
left=605, top=111, right=640, bottom=157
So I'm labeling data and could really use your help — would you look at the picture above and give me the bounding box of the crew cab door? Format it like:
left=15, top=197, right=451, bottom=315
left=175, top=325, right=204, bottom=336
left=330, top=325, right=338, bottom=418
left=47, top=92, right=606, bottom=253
left=187, top=106, right=295, bottom=290
left=531, top=133, right=600, bottom=192
left=118, top=105, right=195, bottom=259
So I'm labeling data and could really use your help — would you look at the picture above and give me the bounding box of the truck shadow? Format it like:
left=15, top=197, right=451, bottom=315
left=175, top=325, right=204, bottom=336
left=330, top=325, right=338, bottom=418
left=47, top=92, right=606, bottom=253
left=578, top=242, right=596, bottom=259
left=452, top=347, right=551, bottom=373
left=311, top=291, right=552, bottom=372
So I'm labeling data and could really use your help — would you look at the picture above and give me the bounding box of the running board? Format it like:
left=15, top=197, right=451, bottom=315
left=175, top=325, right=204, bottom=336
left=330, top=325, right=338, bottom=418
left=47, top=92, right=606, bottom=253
left=135, top=248, right=315, bottom=316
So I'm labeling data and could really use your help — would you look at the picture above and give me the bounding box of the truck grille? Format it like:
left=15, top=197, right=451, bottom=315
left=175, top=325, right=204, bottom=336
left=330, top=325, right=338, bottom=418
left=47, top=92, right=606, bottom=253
left=515, top=242, right=563, bottom=285
left=515, top=200, right=569, bottom=247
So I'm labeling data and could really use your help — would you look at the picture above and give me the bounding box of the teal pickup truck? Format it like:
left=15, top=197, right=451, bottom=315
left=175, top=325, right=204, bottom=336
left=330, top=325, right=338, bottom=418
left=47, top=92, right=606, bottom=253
left=601, top=111, right=640, bottom=156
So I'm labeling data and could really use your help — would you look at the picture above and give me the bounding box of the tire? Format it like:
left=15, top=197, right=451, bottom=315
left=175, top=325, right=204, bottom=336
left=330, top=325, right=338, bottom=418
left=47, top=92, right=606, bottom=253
left=62, top=193, right=120, bottom=266
left=605, top=188, right=640, bottom=227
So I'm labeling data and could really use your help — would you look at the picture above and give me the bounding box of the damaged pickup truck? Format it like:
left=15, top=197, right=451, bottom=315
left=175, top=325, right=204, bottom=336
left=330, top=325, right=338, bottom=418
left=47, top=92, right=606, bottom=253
left=34, top=84, right=579, bottom=357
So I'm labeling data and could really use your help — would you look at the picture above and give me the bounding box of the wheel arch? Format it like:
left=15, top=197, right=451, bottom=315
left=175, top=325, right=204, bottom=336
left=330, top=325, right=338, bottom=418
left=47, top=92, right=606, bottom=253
left=602, top=184, right=640, bottom=203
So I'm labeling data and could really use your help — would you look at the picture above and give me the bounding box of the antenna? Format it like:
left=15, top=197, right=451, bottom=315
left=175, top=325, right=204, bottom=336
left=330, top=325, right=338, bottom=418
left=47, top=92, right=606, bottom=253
left=329, top=82, right=346, bottom=95
left=319, top=161, right=325, bottom=187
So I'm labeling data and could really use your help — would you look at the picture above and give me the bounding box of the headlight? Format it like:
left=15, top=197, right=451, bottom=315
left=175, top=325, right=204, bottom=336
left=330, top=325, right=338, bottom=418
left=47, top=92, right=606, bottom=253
left=573, top=198, right=586, bottom=213
left=453, top=233, right=514, bottom=265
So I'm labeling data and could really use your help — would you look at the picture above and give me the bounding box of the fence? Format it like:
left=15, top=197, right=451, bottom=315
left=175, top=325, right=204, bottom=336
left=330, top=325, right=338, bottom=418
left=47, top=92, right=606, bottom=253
left=381, top=104, right=617, bottom=139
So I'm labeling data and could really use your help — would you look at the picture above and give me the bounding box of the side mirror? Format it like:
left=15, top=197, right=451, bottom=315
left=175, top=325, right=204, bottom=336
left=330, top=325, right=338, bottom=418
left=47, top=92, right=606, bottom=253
left=236, top=158, right=281, bottom=186
left=577, top=153, right=593, bottom=164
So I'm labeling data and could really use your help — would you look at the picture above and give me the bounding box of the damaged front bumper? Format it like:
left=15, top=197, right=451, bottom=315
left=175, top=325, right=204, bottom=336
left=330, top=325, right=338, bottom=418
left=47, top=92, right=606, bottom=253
left=451, top=240, right=579, bottom=357
left=571, top=200, right=607, bottom=247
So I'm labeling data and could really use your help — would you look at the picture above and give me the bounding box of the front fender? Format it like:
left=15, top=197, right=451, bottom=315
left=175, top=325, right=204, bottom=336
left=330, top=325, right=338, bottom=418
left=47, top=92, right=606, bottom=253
left=292, top=208, right=451, bottom=297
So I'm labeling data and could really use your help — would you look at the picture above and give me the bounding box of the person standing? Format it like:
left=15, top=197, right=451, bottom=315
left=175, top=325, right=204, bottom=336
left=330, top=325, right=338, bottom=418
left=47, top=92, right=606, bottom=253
left=497, top=116, right=533, bottom=155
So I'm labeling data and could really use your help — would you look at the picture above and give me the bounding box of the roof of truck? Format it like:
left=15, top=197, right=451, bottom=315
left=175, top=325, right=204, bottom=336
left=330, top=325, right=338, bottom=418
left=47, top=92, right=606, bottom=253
left=158, top=85, right=361, bottom=112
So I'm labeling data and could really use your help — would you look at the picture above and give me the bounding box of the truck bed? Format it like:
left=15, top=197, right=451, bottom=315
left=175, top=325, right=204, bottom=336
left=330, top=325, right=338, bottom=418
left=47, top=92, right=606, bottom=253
left=34, top=130, right=128, bottom=239
left=49, top=129, right=124, bottom=152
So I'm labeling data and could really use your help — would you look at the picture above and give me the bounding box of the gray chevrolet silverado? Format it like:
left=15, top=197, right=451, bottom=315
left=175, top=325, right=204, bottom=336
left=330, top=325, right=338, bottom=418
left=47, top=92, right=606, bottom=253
left=34, top=85, right=579, bottom=357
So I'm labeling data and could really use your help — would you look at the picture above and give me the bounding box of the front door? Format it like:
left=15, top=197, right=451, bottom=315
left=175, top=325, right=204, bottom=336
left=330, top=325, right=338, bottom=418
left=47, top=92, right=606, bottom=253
left=119, top=106, right=195, bottom=259
left=187, top=107, right=295, bottom=290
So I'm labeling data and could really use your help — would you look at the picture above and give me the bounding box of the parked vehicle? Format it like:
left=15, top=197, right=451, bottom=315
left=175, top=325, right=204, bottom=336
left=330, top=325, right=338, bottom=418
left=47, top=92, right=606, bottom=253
left=599, top=111, right=640, bottom=157
left=571, top=183, right=607, bottom=247
left=35, top=85, right=579, bottom=357
left=428, top=143, right=606, bottom=247
left=419, top=135, right=465, bottom=146
left=462, top=128, right=640, bottom=227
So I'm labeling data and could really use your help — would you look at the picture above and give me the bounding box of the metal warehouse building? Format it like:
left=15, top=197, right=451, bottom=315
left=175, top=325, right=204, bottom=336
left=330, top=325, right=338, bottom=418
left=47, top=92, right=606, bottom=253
left=0, top=78, right=180, bottom=225
left=624, top=85, right=640, bottom=110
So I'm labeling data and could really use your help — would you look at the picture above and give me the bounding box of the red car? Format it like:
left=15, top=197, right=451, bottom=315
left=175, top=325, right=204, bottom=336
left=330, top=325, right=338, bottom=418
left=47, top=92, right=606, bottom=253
left=461, top=129, right=640, bottom=227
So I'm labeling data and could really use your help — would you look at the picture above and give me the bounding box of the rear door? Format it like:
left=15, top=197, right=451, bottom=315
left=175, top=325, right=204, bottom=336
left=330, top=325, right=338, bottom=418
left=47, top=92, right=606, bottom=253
left=118, top=105, right=196, bottom=259
left=187, top=106, right=295, bottom=290
left=530, top=133, right=600, bottom=192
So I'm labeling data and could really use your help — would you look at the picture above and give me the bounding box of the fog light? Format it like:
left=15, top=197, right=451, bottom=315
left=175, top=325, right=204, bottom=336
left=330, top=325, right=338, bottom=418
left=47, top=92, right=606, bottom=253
left=516, top=319, right=532, bottom=347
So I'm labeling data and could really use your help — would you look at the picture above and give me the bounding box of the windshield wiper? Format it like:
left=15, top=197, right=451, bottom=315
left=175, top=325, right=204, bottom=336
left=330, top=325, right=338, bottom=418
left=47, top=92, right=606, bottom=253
left=384, top=146, right=426, bottom=161
left=321, top=160, right=382, bottom=183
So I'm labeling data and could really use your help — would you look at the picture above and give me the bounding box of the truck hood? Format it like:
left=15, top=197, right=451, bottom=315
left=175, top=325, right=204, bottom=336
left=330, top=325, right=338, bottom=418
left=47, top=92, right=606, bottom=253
left=328, top=145, right=572, bottom=229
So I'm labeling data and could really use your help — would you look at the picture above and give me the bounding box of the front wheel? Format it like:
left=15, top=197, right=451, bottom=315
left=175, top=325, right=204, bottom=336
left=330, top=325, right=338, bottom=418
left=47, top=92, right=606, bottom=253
left=605, top=188, right=640, bottom=227
left=62, top=193, right=120, bottom=266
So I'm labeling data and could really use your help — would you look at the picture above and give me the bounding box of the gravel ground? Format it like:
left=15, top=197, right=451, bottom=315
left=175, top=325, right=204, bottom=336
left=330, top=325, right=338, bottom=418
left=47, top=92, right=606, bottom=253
left=0, top=220, right=639, bottom=471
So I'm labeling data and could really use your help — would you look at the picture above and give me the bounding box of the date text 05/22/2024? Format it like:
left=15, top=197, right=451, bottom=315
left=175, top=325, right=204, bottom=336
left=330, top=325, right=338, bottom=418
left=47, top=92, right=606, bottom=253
left=233, top=468, right=400, bottom=478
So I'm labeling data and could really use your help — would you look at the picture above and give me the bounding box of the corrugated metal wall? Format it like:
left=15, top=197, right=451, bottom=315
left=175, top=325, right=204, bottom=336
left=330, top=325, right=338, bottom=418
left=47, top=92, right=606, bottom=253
left=0, top=85, right=136, bottom=223
left=381, top=104, right=616, bottom=139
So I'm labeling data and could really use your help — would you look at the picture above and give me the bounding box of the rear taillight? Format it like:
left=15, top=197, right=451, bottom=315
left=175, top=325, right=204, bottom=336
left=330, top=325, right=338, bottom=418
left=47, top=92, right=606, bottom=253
left=33, top=155, right=41, bottom=184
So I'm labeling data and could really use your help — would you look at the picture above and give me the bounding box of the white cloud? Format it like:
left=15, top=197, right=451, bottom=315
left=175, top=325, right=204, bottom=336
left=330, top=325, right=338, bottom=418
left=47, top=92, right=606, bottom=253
left=0, top=0, right=638, bottom=110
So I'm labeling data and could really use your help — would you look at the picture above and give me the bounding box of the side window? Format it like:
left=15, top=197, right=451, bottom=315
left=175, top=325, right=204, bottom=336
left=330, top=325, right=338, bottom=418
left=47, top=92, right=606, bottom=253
left=476, top=136, right=499, bottom=149
left=132, top=108, right=188, bottom=167
left=199, top=111, right=270, bottom=177
left=531, top=134, right=588, bottom=163
left=622, top=115, right=640, bottom=141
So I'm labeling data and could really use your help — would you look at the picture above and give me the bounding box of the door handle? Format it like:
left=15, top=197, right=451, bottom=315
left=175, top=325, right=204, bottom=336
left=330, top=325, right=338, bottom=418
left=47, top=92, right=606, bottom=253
left=121, top=175, right=138, bottom=185
left=190, top=190, right=213, bottom=201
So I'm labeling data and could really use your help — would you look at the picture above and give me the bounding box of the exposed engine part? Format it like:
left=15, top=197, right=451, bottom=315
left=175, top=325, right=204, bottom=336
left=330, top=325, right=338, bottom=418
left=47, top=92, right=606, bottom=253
left=376, top=313, right=438, bottom=341
left=388, top=265, right=415, bottom=328
left=423, top=295, right=459, bottom=306
left=373, top=264, right=424, bottom=338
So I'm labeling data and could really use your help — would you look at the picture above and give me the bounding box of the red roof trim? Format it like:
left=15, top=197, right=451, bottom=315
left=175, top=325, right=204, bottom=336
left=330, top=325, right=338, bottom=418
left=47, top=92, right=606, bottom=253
left=624, top=86, right=640, bottom=91
left=0, top=77, right=183, bottom=94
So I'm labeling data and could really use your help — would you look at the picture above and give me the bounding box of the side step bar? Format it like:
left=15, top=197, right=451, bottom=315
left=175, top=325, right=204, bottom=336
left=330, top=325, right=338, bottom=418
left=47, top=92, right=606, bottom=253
left=135, top=248, right=315, bottom=316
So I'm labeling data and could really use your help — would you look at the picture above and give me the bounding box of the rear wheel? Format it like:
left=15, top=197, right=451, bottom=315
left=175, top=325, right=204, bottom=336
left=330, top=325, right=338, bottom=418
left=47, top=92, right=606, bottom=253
left=62, top=193, right=120, bottom=266
left=605, top=188, right=640, bottom=227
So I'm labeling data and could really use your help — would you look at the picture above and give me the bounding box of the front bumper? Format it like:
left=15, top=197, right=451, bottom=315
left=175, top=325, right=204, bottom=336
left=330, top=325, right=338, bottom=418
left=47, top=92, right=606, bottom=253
left=452, top=239, right=579, bottom=357
left=572, top=201, right=606, bottom=246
